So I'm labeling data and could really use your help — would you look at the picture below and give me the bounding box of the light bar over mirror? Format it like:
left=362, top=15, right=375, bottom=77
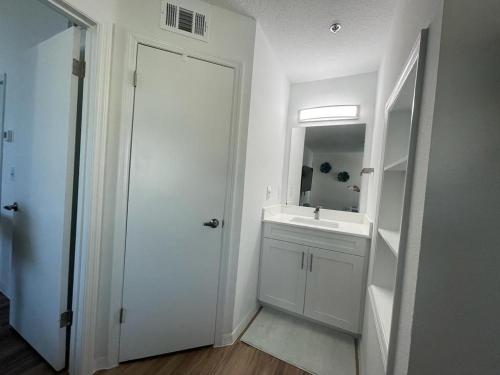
left=298, top=105, right=360, bottom=123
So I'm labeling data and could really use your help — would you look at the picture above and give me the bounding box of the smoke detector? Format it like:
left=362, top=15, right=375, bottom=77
left=329, top=23, right=342, bottom=33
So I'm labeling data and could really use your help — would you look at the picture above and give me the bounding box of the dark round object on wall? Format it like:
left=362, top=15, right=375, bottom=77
left=320, top=162, right=332, bottom=174
left=337, top=171, right=350, bottom=182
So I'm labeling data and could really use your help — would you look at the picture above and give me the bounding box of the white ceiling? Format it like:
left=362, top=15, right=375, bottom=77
left=205, top=0, right=395, bottom=82
left=305, top=124, right=366, bottom=153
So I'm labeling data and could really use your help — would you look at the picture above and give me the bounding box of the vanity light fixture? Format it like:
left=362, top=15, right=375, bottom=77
left=298, top=105, right=360, bottom=123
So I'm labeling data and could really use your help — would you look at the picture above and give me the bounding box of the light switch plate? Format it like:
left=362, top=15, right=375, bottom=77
left=266, top=186, right=272, bottom=200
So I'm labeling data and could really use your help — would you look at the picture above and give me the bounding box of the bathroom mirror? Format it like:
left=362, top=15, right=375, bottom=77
left=286, top=123, right=366, bottom=212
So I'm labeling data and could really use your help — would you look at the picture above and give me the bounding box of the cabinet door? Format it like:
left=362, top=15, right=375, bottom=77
left=259, top=238, right=307, bottom=314
left=304, top=248, right=364, bottom=333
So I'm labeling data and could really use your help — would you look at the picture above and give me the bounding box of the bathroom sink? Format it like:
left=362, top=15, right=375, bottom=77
left=262, top=206, right=372, bottom=238
left=290, top=216, right=339, bottom=229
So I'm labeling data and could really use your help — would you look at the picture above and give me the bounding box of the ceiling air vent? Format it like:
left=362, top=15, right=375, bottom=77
left=160, top=0, right=210, bottom=42
left=178, top=8, right=194, bottom=32
left=194, top=13, right=206, bottom=36
left=165, top=2, right=177, bottom=28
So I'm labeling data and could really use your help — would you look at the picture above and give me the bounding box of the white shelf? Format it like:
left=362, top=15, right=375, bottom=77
left=369, top=285, right=394, bottom=360
left=378, top=228, right=400, bottom=257
left=384, top=156, right=408, bottom=172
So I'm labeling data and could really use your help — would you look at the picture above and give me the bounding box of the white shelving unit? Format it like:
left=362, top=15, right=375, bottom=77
left=369, top=284, right=394, bottom=357
left=369, top=105, right=411, bottom=367
left=368, top=30, right=428, bottom=371
left=378, top=228, right=400, bottom=257
left=384, top=157, right=407, bottom=172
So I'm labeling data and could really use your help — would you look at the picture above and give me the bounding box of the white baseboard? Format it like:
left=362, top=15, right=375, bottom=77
left=217, top=304, right=260, bottom=347
left=93, top=304, right=261, bottom=371
left=93, top=356, right=117, bottom=374
left=219, top=333, right=235, bottom=347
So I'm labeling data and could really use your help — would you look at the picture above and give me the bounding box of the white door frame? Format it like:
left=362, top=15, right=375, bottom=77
left=107, top=33, right=244, bottom=366
left=0, top=73, right=6, bottom=213
left=41, top=1, right=113, bottom=374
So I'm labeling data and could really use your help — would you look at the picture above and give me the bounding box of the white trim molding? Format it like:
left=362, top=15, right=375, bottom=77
left=39, top=2, right=113, bottom=373
left=106, top=32, right=246, bottom=368
left=364, top=29, right=428, bottom=375
left=15, top=2, right=115, bottom=374
left=69, top=22, right=114, bottom=375
left=44, top=0, right=97, bottom=26
left=385, top=29, right=428, bottom=375
left=218, top=304, right=260, bottom=347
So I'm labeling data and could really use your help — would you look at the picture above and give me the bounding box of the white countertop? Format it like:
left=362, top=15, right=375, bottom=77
left=262, top=205, right=372, bottom=239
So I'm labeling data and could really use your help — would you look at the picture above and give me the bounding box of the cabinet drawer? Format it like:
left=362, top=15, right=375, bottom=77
left=263, top=222, right=369, bottom=257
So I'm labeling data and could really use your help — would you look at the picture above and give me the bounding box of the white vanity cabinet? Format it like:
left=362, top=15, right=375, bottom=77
left=259, top=222, right=370, bottom=334
left=304, top=247, right=365, bottom=332
left=259, top=238, right=307, bottom=314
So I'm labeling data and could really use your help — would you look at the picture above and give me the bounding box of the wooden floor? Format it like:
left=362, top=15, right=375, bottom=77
left=0, top=292, right=342, bottom=375
left=1, top=292, right=307, bottom=374
left=99, top=341, right=310, bottom=375
left=0, top=292, right=56, bottom=375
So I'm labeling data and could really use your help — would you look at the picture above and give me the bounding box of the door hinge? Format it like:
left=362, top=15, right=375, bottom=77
left=60, top=310, right=73, bottom=328
left=72, top=58, right=86, bottom=79
left=119, top=308, right=125, bottom=324
left=133, top=70, right=138, bottom=87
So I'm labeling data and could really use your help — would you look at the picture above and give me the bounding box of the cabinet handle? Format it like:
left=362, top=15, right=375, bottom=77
left=301, top=252, right=305, bottom=269
left=309, top=254, right=313, bottom=272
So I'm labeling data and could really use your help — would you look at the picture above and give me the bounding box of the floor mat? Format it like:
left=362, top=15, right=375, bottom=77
left=241, top=307, right=356, bottom=375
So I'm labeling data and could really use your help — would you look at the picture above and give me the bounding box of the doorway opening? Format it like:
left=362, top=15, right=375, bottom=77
left=0, top=0, right=87, bottom=372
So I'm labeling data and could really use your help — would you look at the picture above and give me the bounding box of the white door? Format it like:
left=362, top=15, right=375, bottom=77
left=5, top=27, right=80, bottom=371
left=119, top=45, right=235, bottom=362
left=304, top=248, right=364, bottom=333
left=259, top=238, right=307, bottom=314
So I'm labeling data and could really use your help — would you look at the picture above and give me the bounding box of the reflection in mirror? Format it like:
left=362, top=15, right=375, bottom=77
left=287, top=124, right=366, bottom=212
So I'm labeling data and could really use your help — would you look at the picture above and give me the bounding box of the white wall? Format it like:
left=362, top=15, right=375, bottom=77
left=50, top=0, right=282, bottom=369
left=0, top=0, right=68, bottom=297
left=363, top=1, right=500, bottom=373
left=407, top=1, right=500, bottom=373
left=0, top=0, right=286, bottom=370
left=0, top=0, right=69, bottom=71
left=48, top=0, right=118, bottom=23
left=39, top=0, right=258, bottom=367
left=231, top=23, right=290, bottom=340
left=309, top=151, right=363, bottom=211
left=284, top=72, right=378, bottom=213
left=88, top=0, right=258, bottom=367
left=360, top=0, right=445, bottom=373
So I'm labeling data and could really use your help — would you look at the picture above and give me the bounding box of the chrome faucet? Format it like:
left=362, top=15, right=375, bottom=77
left=314, top=206, right=321, bottom=220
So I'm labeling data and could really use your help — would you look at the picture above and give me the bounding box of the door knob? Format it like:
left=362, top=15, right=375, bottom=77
left=3, top=202, right=18, bottom=212
left=203, top=218, right=219, bottom=228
